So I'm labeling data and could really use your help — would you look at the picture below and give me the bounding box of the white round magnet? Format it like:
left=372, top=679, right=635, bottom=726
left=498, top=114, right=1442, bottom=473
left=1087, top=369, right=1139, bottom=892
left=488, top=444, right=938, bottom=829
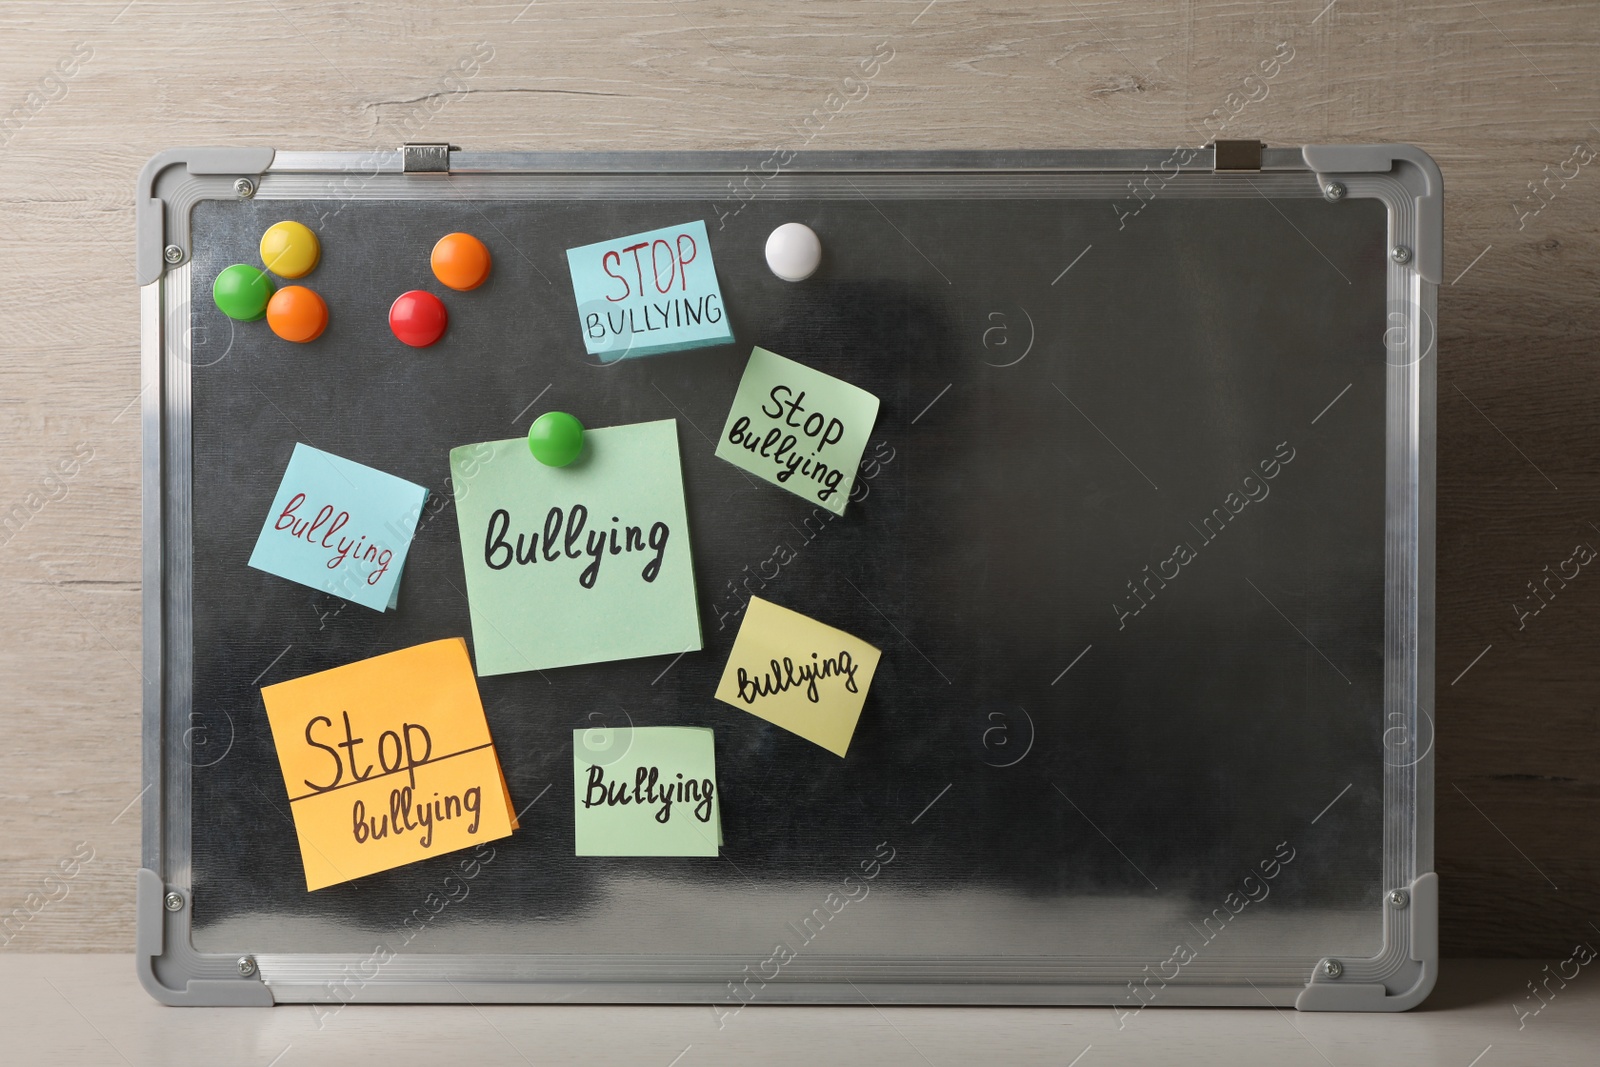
left=764, top=222, right=822, bottom=282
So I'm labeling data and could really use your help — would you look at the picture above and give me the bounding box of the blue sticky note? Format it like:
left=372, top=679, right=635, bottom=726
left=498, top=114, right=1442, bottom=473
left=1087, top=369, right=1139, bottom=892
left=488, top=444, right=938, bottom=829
left=248, top=444, right=429, bottom=612
left=565, top=219, right=734, bottom=361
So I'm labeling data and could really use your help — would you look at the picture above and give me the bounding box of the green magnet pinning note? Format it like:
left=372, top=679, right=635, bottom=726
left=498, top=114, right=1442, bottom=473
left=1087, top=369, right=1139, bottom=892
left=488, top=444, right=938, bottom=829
left=212, top=264, right=275, bottom=321
left=528, top=411, right=585, bottom=467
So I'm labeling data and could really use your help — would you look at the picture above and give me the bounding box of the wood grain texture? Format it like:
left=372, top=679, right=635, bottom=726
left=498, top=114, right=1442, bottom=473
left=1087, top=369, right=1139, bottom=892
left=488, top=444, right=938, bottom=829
left=1, top=0, right=1596, bottom=956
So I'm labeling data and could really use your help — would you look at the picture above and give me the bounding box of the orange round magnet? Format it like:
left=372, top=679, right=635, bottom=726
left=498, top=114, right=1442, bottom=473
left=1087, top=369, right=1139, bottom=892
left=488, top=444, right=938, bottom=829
left=430, top=232, right=492, bottom=291
left=266, top=285, right=328, bottom=343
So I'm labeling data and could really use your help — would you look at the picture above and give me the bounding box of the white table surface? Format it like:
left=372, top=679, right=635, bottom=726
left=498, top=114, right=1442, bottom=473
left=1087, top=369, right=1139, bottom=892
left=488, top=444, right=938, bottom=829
left=3, top=955, right=1594, bottom=1066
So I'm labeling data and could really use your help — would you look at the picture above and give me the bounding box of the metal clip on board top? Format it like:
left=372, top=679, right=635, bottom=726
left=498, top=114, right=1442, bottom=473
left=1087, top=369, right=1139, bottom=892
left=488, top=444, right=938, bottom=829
left=1210, top=139, right=1265, bottom=171
left=137, top=143, right=1438, bottom=1009
left=402, top=143, right=452, bottom=174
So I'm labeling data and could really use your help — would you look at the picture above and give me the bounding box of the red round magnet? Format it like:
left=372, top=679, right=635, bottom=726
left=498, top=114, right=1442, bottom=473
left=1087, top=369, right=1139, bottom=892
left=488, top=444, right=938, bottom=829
left=388, top=290, right=448, bottom=347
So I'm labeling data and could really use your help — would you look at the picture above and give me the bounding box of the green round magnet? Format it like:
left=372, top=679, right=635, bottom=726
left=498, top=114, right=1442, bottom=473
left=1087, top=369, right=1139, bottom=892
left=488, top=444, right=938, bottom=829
left=528, top=411, right=585, bottom=467
left=212, top=264, right=275, bottom=321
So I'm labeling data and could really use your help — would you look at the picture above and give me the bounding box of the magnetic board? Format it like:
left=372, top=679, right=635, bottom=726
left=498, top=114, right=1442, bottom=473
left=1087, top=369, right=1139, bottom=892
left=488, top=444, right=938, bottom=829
left=138, top=146, right=1438, bottom=1009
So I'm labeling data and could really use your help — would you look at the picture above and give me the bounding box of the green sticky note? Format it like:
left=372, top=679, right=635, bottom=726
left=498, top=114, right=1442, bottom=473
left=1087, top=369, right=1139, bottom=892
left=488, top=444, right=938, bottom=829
left=573, top=727, right=721, bottom=856
left=449, top=419, right=702, bottom=676
left=715, top=347, right=881, bottom=516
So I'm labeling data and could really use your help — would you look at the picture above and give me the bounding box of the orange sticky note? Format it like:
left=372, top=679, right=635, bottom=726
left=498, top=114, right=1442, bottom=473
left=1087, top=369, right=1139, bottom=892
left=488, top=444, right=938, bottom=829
left=261, top=638, right=515, bottom=890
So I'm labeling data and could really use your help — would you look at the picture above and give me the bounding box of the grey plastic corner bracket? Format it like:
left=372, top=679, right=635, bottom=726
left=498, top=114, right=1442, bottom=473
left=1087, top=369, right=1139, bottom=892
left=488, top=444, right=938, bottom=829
left=1301, top=143, right=1443, bottom=285
left=1296, top=872, right=1438, bottom=1012
left=136, top=868, right=275, bottom=1006
left=136, top=147, right=275, bottom=285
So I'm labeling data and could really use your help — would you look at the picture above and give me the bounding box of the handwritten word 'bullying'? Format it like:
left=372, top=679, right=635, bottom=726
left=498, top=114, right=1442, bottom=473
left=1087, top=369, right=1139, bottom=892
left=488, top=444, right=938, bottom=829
left=716, top=347, right=881, bottom=516
left=715, top=598, right=882, bottom=757
left=248, top=444, right=428, bottom=613
left=483, top=505, right=670, bottom=589
left=567, top=220, right=733, bottom=360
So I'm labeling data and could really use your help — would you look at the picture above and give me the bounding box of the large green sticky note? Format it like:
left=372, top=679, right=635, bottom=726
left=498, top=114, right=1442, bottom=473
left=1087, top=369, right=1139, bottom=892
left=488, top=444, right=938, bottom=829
left=449, top=420, right=702, bottom=676
left=573, top=727, right=721, bottom=856
left=714, top=347, right=881, bottom=516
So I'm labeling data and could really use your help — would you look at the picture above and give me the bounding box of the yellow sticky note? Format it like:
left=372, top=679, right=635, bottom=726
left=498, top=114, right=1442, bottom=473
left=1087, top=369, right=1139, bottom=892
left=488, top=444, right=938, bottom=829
left=714, top=597, right=881, bottom=757
left=260, top=638, right=515, bottom=890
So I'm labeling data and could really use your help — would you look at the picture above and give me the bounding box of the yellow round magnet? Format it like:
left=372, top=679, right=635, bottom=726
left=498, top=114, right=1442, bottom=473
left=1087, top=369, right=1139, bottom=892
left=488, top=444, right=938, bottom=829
left=260, top=220, right=321, bottom=279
